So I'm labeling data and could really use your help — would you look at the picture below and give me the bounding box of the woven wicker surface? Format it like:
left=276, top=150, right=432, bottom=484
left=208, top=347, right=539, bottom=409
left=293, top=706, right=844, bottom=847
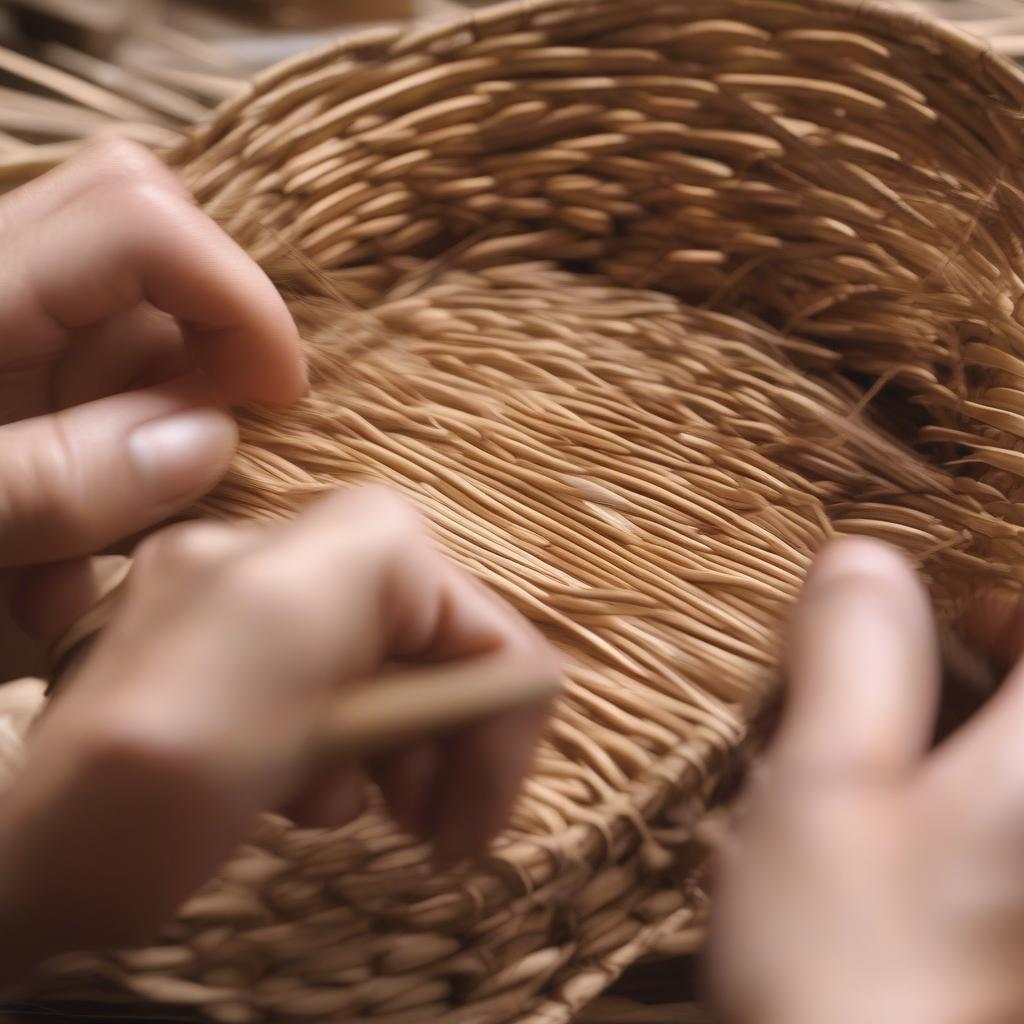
left=6, top=0, right=1024, bottom=1021
left=2, top=0, right=1024, bottom=190
left=899, top=0, right=1024, bottom=56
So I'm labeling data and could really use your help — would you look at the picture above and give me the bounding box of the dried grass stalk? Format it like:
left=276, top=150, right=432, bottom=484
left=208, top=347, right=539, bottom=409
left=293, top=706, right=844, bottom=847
left=0, top=0, right=241, bottom=186
left=7, top=0, right=1024, bottom=1021
left=219, top=0, right=415, bottom=28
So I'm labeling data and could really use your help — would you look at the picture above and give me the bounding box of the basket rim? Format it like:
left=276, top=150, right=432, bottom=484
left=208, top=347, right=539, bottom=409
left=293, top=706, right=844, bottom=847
left=173, top=0, right=1024, bottom=167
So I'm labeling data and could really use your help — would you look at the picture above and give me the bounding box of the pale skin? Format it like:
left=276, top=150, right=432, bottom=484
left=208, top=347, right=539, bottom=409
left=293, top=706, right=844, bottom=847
left=711, top=541, right=1024, bottom=1024
left=2, top=142, right=1024, bottom=1022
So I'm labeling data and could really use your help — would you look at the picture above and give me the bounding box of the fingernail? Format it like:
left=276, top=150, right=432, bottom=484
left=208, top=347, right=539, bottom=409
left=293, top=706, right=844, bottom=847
left=129, top=408, right=237, bottom=501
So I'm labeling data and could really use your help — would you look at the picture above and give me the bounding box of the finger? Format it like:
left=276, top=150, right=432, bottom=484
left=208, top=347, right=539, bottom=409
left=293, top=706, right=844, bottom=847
left=0, top=377, right=237, bottom=565
left=371, top=740, right=442, bottom=840
left=772, top=538, right=939, bottom=780
left=422, top=571, right=552, bottom=864
left=13, top=557, right=111, bottom=646
left=2, top=151, right=305, bottom=407
left=48, top=304, right=188, bottom=412
left=432, top=705, right=546, bottom=865
left=0, top=138, right=191, bottom=238
left=282, top=761, right=369, bottom=830
left=270, top=491, right=552, bottom=860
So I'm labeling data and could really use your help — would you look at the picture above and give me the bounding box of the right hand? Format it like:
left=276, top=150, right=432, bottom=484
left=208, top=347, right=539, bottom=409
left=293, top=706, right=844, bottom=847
left=0, top=487, right=558, bottom=982
left=710, top=539, right=1024, bottom=1024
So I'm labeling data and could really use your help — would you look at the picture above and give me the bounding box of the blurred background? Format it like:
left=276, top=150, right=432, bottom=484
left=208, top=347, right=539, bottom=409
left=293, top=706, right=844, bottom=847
left=0, top=0, right=471, bottom=186
left=1, top=0, right=1023, bottom=190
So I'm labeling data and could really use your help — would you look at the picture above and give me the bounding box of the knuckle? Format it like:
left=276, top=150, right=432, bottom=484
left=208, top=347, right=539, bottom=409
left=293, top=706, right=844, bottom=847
left=111, top=177, right=180, bottom=230
left=83, top=137, right=153, bottom=174
left=344, top=485, right=428, bottom=547
left=133, top=521, right=237, bottom=581
left=76, top=711, right=206, bottom=806
left=213, top=552, right=301, bottom=625
left=81, top=139, right=187, bottom=200
left=90, top=175, right=192, bottom=260
left=16, top=410, right=89, bottom=544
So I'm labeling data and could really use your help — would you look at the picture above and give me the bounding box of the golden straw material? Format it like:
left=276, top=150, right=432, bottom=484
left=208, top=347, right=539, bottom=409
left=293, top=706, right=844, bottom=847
left=8, top=0, right=1024, bottom=1020
left=219, top=0, right=416, bottom=28
left=4, top=0, right=1024, bottom=187
left=0, top=0, right=243, bottom=187
left=898, top=0, right=1024, bottom=59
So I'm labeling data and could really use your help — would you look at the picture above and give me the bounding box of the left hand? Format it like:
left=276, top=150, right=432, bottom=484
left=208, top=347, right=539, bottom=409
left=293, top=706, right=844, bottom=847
left=0, top=139, right=305, bottom=676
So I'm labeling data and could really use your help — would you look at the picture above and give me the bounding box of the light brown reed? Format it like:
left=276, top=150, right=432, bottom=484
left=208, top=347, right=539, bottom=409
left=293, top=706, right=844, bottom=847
left=6, top=0, right=1024, bottom=1021
left=0, top=0, right=243, bottom=186
left=221, top=0, right=415, bottom=28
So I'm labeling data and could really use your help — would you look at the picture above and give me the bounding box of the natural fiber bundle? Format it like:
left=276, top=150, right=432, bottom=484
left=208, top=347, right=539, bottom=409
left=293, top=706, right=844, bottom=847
left=0, top=0, right=243, bottom=188
left=220, top=0, right=415, bottom=28
left=8, top=0, right=1024, bottom=1020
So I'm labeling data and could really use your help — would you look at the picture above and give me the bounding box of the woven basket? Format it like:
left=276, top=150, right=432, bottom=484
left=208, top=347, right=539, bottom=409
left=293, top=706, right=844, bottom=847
left=221, top=0, right=416, bottom=27
left=8, top=0, right=1024, bottom=1020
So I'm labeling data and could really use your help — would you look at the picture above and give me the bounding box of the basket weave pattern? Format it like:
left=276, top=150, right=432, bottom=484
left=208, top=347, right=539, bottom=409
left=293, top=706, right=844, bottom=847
left=9, top=0, right=1024, bottom=1020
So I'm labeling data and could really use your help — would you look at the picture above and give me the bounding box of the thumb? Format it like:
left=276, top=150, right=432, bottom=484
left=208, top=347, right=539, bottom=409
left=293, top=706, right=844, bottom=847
left=0, top=377, right=236, bottom=566
left=774, top=538, right=940, bottom=779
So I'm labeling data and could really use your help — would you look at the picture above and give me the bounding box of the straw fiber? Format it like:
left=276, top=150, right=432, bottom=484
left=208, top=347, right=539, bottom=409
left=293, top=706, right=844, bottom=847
left=7, top=0, right=1024, bottom=1020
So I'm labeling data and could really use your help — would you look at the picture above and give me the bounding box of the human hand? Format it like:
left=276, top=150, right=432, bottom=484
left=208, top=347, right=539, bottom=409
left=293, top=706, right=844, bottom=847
left=0, top=139, right=304, bottom=675
left=709, top=539, right=1024, bottom=1024
left=0, top=486, right=557, bottom=982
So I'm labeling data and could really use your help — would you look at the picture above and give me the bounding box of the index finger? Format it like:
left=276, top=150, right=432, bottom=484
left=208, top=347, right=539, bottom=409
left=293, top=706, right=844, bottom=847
left=410, top=567, right=557, bottom=864
left=3, top=147, right=305, bottom=406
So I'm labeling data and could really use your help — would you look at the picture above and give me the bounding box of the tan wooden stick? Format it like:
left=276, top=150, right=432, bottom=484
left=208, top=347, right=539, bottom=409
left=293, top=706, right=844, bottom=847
left=308, top=654, right=561, bottom=762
